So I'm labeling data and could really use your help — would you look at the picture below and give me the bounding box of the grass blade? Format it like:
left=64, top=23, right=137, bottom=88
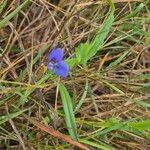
left=107, top=50, right=129, bottom=69
left=80, top=139, right=114, bottom=150
left=0, top=0, right=8, bottom=14
left=128, top=120, right=150, bottom=131
left=59, top=84, right=77, bottom=140
left=0, top=108, right=29, bottom=125
left=88, top=11, right=114, bottom=60
left=125, top=3, right=145, bottom=18
left=74, top=79, right=88, bottom=113
left=102, top=80, right=125, bottom=94
left=0, top=0, right=30, bottom=29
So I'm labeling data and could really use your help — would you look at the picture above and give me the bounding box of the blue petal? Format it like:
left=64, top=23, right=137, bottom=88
left=54, top=61, right=69, bottom=78
left=48, top=48, right=64, bottom=61
left=47, top=62, right=54, bottom=70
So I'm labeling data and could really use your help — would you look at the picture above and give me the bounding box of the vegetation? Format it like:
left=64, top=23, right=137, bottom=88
left=0, top=0, right=150, bottom=149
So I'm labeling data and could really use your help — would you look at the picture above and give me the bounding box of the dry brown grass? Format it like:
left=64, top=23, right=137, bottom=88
left=0, top=0, right=150, bottom=149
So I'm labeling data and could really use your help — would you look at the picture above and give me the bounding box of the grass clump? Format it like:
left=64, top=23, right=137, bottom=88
left=0, top=0, right=150, bottom=149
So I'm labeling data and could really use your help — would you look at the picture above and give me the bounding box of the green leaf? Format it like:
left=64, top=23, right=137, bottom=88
left=63, top=0, right=115, bottom=69
left=66, top=58, right=79, bottom=69
left=0, top=109, right=28, bottom=125
left=125, top=3, right=145, bottom=18
left=0, top=0, right=8, bottom=14
left=80, top=139, right=115, bottom=150
left=90, top=119, right=125, bottom=138
left=107, top=50, right=129, bottom=69
left=59, top=84, right=77, bottom=140
left=74, top=79, right=88, bottom=112
left=75, top=43, right=91, bottom=66
left=128, top=120, right=150, bottom=131
left=107, top=0, right=115, bottom=11
left=87, top=12, right=114, bottom=60
left=136, top=101, right=150, bottom=108
left=0, top=0, right=30, bottom=29
left=87, top=0, right=115, bottom=61
left=67, top=0, right=115, bottom=68
left=102, top=80, right=125, bottom=94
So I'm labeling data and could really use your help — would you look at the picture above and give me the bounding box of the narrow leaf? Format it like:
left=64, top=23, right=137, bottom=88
left=128, top=120, right=150, bottom=131
left=74, top=79, right=88, bottom=112
left=0, top=0, right=8, bottom=14
left=59, top=84, right=77, bottom=140
left=87, top=12, right=114, bottom=60
left=0, top=0, right=30, bottom=29
left=107, top=50, right=129, bottom=69
left=0, top=109, right=28, bottom=125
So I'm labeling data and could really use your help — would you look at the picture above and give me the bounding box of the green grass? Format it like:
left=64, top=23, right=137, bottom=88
left=0, top=0, right=150, bottom=149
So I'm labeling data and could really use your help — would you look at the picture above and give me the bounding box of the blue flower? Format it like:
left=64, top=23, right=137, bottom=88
left=47, top=48, right=69, bottom=78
